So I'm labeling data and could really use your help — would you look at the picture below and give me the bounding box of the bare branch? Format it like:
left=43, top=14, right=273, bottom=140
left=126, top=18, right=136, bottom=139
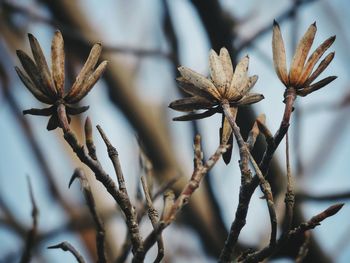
left=48, top=241, right=86, bottom=263
left=69, top=168, right=106, bottom=263
left=20, top=176, right=39, bottom=263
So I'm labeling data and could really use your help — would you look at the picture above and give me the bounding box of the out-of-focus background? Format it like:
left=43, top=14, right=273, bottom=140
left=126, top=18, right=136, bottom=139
left=0, top=0, right=350, bottom=262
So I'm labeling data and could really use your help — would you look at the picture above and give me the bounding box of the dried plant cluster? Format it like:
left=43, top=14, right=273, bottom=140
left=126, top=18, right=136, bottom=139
left=16, top=30, right=107, bottom=130
left=12, top=20, right=343, bottom=263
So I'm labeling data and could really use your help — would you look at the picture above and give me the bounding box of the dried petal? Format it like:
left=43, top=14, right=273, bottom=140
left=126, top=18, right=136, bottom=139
left=289, top=23, right=317, bottom=86
left=66, top=61, right=108, bottom=103
left=220, top=107, right=237, bottom=164
left=297, top=35, right=335, bottom=86
left=272, top=20, right=288, bottom=85
left=51, top=30, right=65, bottom=97
left=209, top=49, right=226, bottom=94
left=28, top=33, right=57, bottom=97
left=219, top=47, right=233, bottom=85
left=240, top=75, right=258, bottom=95
left=304, top=52, right=335, bottom=86
left=16, top=50, right=49, bottom=96
left=66, top=105, right=90, bottom=115
left=173, top=109, right=217, bottom=121
left=15, top=66, right=53, bottom=104
left=237, top=93, right=264, bottom=106
left=177, top=77, right=216, bottom=101
left=228, top=55, right=249, bottom=100
left=169, top=96, right=213, bottom=112
left=297, top=76, right=337, bottom=96
left=66, top=43, right=102, bottom=100
left=23, top=106, right=54, bottom=116
left=178, top=66, right=221, bottom=100
left=46, top=114, right=60, bottom=130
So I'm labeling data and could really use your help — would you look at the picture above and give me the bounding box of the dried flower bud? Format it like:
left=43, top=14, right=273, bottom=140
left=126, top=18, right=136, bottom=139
left=169, top=47, right=262, bottom=164
left=272, top=20, right=336, bottom=96
left=16, top=30, right=108, bottom=130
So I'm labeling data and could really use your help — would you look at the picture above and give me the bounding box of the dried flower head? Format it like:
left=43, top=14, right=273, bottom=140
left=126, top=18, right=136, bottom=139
left=16, top=30, right=108, bottom=130
left=272, top=20, right=336, bottom=96
left=169, top=47, right=263, bottom=121
left=169, top=47, right=263, bottom=164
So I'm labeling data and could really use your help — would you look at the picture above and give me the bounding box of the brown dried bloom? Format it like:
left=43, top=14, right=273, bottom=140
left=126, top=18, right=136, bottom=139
left=272, top=20, right=336, bottom=96
left=169, top=47, right=263, bottom=121
left=16, top=30, right=108, bottom=130
left=169, top=47, right=263, bottom=164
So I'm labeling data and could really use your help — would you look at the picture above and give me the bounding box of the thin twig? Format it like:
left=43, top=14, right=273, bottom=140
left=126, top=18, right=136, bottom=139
left=235, top=0, right=318, bottom=52
left=20, top=176, right=39, bottom=263
left=136, top=135, right=228, bottom=260
left=1, top=0, right=171, bottom=59
left=296, top=232, right=311, bottom=263
left=284, top=132, right=295, bottom=232
left=219, top=90, right=297, bottom=262
left=288, top=203, right=344, bottom=237
left=69, top=168, right=106, bottom=263
left=221, top=102, right=277, bottom=263
left=246, top=114, right=266, bottom=151
left=96, top=125, right=127, bottom=194
left=85, top=117, right=97, bottom=160
left=296, top=191, right=350, bottom=202
left=141, top=176, right=164, bottom=263
left=48, top=241, right=86, bottom=263
left=56, top=105, right=144, bottom=259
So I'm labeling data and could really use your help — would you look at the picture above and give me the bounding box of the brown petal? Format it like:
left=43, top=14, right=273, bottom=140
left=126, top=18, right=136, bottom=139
left=66, top=43, right=102, bottom=100
left=304, top=52, right=335, bottom=87
left=240, top=75, right=259, bottom=95
left=169, top=96, right=213, bottom=112
left=173, top=109, right=217, bottom=121
left=272, top=20, right=288, bottom=85
left=220, top=108, right=237, bottom=164
left=236, top=93, right=264, bottom=105
left=66, top=60, right=108, bottom=103
left=15, top=66, right=53, bottom=104
left=66, top=105, right=90, bottom=115
left=219, top=47, right=233, bottom=86
left=16, top=50, right=49, bottom=96
left=46, top=114, right=60, bottom=130
left=23, top=106, right=54, bottom=116
left=51, top=30, right=65, bottom=97
left=28, top=33, right=57, bottom=97
left=228, top=55, right=249, bottom=100
left=209, top=49, right=226, bottom=94
left=178, top=66, right=221, bottom=100
left=297, top=76, right=337, bottom=96
left=297, top=35, right=335, bottom=86
left=289, top=22, right=317, bottom=86
left=176, top=77, right=217, bottom=101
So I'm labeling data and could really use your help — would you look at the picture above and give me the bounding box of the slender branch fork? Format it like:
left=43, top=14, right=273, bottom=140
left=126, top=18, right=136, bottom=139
left=219, top=89, right=294, bottom=262
left=56, top=104, right=144, bottom=261
left=55, top=102, right=228, bottom=262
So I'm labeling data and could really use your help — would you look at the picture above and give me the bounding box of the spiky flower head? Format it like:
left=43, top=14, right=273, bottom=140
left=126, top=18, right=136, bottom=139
left=272, top=20, right=336, bottom=96
left=169, top=47, right=263, bottom=164
left=16, top=30, right=108, bottom=130
left=169, top=47, right=263, bottom=121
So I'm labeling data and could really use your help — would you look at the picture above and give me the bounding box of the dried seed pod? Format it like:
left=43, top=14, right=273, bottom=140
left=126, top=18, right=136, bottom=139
left=16, top=31, right=107, bottom=130
left=272, top=20, right=336, bottom=96
left=51, top=30, right=65, bottom=97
